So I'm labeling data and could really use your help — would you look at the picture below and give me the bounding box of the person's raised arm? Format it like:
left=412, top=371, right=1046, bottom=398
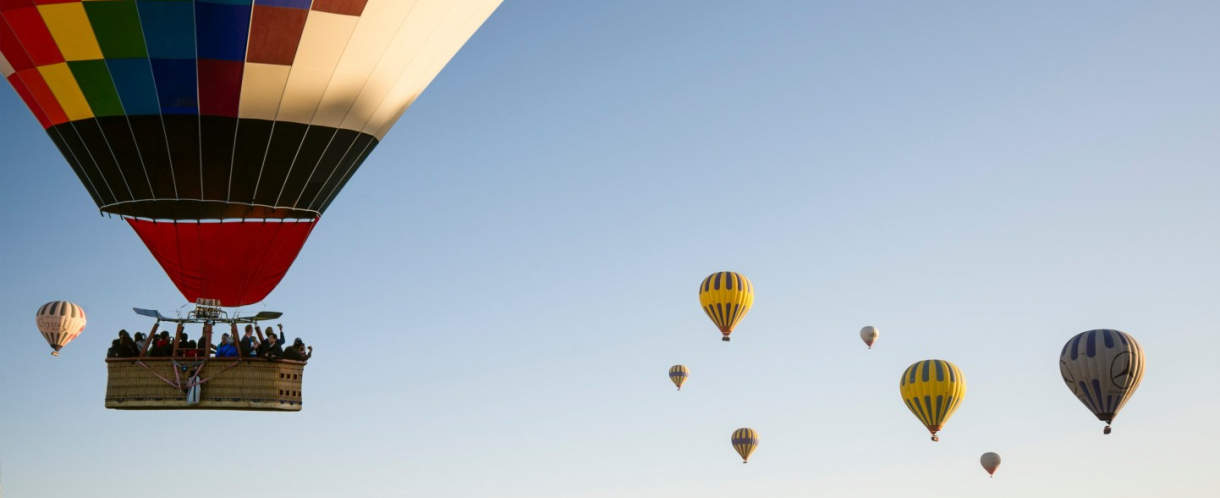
left=276, top=324, right=285, bottom=345
left=305, top=346, right=312, bottom=361
left=141, top=321, right=160, bottom=357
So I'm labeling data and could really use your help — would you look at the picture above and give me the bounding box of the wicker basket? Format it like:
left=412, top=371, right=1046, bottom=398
left=105, top=357, right=305, bottom=411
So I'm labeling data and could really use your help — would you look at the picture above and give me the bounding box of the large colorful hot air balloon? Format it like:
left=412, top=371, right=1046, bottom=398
left=1059, top=329, right=1145, bottom=434
left=980, top=452, right=1001, bottom=477
left=731, top=428, right=758, bottom=463
left=668, top=364, right=688, bottom=391
left=698, top=272, right=754, bottom=341
left=1, top=0, right=502, bottom=306
left=36, top=301, right=86, bottom=356
left=899, top=359, right=966, bottom=442
left=860, top=325, right=878, bottom=349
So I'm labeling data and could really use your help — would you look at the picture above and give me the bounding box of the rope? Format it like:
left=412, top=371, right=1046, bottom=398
left=191, top=360, right=243, bottom=388
left=134, top=358, right=243, bottom=392
left=135, top=360, right=181, bottom=389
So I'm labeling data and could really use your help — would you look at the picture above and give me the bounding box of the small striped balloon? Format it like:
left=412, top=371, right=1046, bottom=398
left=669, top=365, right=689, bottom=390
left=731, top=428, right=759, bottom=463
left=36, top=301, right=87, bottom=356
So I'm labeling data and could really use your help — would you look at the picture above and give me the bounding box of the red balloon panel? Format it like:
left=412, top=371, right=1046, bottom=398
left=127, top=218, right=318, bottom=307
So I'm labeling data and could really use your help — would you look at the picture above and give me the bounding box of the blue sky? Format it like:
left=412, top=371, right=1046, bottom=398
left=2, top=1, right=1219, bottom=496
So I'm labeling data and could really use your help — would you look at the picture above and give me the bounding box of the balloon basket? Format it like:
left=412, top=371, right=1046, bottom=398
left=105, top=357, right=306, bottom=411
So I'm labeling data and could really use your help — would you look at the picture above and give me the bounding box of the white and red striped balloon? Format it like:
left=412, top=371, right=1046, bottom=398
left=36, top=301, right=87, bottom=356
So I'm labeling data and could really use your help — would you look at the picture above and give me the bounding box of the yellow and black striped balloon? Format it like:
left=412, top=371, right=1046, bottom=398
left=731, top=428, right=759, bottom=463
left=698, top=272, right=754, bottom=341
left=899, top=359, right=966, bottom=442
left=668, top=365, right=689, bottom=390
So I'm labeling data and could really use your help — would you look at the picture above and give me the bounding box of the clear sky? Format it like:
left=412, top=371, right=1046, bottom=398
left=2, top=1, right=1219, bottom=497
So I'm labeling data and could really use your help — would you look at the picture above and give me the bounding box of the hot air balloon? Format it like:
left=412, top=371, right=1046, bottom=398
left=1, top=0, right=502, bottom=307
left=1059, top=329, right=1145, bottom=434
left=4, top=1, right=502, bottom=411
left=698, top=272, right=754, bottom=341
left=899, top=359, right=966, bottom=442
left=668, top=365, right=688, bottom=391
left=36, top=301, right=86, bottom=356
left=731, top=428, right=758, bottom=463
left=860, top=325, right=878, bottom=349
left=980, top=452, right=1000, bottom=477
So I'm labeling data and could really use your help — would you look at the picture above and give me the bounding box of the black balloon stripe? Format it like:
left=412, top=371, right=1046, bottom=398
left=47, top=116, right=379, bottom=220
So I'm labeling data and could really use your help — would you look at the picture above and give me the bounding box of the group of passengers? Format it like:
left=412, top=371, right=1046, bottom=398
left=107, top=322, right=312, bottom=362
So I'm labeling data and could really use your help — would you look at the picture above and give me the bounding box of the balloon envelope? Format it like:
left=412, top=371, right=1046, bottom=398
left=1, top=0, right=503, bottom=306
left=899, top=359, right=966, bottom=441
left=36, top=301, right=86, bottom=356
left=1059, top=329, right=1145, bottom=433
left=698, top=272, right=754, bottom=341
left=860, top=325, right=879, bottom=348
left=668, top=365, right=689, bottom=390
left=980, top=452, right=1001, bottom=476
left=731, top=428, right=758, bottom=463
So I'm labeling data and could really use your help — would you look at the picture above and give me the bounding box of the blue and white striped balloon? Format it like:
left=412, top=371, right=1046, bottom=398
left=1059, top=329, right=1146, bottom=434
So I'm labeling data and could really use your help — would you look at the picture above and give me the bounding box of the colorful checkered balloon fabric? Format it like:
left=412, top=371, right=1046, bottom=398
left=1, top=0, right=501, bottom=306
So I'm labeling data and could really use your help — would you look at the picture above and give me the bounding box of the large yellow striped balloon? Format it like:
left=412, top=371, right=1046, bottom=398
left=731, top=428, right=759, bottom=463
left=669, top=365, right=689, bottom=391
left=698, top=272, right=754, bottom=341
left=899, top=359, right=966, bottom=442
